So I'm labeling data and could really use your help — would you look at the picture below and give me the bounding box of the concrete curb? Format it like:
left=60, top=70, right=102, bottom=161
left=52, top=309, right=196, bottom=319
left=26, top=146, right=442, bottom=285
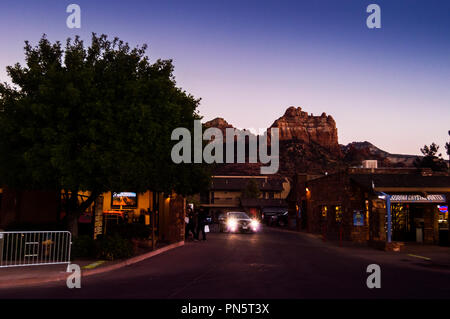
left=82, top=241, right=185, bottom=277
left=0, top=241, right=185, bottom=289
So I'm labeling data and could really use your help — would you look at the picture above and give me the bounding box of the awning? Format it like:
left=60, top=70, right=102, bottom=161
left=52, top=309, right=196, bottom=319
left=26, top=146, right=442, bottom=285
left=262, top=207, right=288, bottom=213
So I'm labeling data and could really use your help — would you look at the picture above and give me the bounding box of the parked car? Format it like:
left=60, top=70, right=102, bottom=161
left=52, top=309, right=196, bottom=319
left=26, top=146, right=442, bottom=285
left=274, top=211, right=289, bottom=227
left=218, top=211, right=260, bottom=233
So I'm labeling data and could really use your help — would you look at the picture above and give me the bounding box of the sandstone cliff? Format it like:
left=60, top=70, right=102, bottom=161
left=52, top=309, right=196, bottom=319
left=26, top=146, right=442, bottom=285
left=269, top=106, right=341, bottom=156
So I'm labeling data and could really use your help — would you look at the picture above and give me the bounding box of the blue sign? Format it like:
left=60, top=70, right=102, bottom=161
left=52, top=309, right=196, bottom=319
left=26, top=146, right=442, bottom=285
left=353, top=210, right=364, bottom=226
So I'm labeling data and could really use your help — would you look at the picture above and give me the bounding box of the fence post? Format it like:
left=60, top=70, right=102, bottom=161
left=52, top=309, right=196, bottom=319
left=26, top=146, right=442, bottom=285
left=0, top=233, right=4, bottom=266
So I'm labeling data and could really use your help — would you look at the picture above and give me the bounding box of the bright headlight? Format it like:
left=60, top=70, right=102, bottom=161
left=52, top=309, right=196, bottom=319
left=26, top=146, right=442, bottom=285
left=227, top=218, right=237, bottom=228
left=250, top=219, right=259, bottom=228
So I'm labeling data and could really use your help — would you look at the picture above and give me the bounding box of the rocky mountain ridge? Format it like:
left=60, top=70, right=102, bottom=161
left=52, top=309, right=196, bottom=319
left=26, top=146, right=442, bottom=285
left=205, top=106, right=417, bottom=176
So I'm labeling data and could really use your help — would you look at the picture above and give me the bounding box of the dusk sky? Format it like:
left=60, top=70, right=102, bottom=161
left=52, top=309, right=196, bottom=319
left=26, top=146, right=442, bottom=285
left=0, top=0, right=449, bottom=155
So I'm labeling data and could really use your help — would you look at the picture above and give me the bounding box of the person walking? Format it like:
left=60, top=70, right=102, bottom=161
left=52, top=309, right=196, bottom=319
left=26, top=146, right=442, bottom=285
left=195, top=208, right=207, bottom=241
left=185, top=208, right=196, bottom=240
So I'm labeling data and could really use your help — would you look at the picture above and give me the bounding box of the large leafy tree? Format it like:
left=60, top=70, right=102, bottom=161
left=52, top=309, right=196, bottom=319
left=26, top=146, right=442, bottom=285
left=0, top=34, right=210, bottom=235
left=414, top=143, right=447, bottom=172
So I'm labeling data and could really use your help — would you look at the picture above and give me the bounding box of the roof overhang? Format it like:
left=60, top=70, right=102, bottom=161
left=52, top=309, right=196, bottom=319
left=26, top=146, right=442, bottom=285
left=373, top=187, right=450, bottom=193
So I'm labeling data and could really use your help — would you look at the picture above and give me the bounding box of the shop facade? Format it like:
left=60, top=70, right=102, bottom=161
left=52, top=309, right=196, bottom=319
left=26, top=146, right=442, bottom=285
left=0, top=188, right=186, bottom=244
left=292, top=168, right=449, bottom=246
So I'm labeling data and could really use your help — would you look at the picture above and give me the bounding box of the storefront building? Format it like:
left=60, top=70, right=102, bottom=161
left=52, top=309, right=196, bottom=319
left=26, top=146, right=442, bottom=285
left=293, top=168, right=449, bottom=246
left=0, top=188, right=186, bottom=244
left=199, top=175, right=290, bottom=220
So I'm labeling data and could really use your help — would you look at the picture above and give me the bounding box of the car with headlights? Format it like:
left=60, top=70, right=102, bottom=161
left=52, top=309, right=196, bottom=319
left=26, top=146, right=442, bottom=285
left=218, top=211, right=260, bottom=233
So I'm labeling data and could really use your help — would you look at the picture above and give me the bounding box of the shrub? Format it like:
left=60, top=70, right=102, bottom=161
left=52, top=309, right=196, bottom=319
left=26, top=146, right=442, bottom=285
left=95, top=234, right=134, bottom=261
left=109, top=223, right=151, bottom=240
left=71, top=235, right=96, bottom=259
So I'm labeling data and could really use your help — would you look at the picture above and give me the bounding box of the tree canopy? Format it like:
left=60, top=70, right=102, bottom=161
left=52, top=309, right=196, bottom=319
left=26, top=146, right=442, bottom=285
left=414, top=143, right=447, bottom=172
left=0, top=34, right=210, bottom=232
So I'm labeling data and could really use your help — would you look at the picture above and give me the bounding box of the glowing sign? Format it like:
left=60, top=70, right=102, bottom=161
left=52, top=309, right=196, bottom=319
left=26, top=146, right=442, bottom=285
left=438, top=205, right=448, bottom=213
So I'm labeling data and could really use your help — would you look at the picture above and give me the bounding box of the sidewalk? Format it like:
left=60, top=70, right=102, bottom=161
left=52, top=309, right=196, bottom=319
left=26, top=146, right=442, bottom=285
left=0, top=241, right=184, bottom=289
left=266, top=226, right=450, bottom=272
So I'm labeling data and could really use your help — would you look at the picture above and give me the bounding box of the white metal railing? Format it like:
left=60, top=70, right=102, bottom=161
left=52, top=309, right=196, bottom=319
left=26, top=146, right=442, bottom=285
left=0, top=231, right=72, bottom=268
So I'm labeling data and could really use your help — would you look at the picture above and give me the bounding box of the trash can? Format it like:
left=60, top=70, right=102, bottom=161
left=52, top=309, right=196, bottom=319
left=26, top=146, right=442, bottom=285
left=415, top=227, right=423, bottom=243
left=415, top=219, right=424, bottom=243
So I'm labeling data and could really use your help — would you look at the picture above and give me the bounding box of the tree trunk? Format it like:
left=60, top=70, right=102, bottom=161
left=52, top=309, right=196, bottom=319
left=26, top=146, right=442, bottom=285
left=67, top=212, right=79, bottom=238
left=64, top=190, right=100, bottom=238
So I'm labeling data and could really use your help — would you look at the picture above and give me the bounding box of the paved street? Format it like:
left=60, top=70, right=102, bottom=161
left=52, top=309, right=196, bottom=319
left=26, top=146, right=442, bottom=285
left=0, top=228, right=449, bottom=299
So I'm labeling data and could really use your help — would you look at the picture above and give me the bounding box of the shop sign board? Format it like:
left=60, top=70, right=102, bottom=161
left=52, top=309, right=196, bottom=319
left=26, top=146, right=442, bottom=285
left=390, top=194, right=446, bottom=203
left=353, top=210, right=364, bottom=226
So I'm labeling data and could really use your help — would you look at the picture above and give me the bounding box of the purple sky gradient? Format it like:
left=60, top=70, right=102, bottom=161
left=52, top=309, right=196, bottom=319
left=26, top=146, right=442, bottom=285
left=0, top=0, right=449, bottom=155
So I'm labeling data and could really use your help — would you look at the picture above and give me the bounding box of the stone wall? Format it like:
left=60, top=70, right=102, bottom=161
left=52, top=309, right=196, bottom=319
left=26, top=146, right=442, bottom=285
left=301, top=172, right=369, bottom=242
left=167, top=194, right=186, bottom=243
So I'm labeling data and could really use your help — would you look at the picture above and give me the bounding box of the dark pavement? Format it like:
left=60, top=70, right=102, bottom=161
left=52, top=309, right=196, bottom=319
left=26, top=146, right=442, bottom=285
left=0, top=228, right=449, bottom=299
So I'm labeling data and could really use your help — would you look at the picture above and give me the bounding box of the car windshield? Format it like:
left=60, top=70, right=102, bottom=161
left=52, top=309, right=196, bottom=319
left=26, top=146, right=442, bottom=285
left=228, top=212, right=250, bottom=219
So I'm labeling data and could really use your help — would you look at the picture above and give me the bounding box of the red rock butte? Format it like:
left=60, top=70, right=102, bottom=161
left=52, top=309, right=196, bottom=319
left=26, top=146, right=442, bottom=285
left=269, top=106, right=340, bottom=154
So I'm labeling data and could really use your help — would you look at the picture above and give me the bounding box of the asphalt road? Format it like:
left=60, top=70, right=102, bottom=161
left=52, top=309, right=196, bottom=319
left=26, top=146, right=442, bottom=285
left=0, top=228, right=449, bottom=299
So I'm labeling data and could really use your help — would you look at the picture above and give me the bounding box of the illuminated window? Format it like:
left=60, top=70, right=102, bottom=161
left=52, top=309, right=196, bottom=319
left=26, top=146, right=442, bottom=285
left=335, top=205, right=343, bottom=223
left=321, top=206, right=327, bottom=218
left=437, top=205, right=448, bottom=229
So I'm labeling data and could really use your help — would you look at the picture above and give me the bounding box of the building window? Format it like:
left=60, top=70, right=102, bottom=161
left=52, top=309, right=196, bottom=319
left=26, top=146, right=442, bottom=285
left=321, top=206, right=327, bottom=218
left=335, top=205, right=343, bottom=223
left=437, top=205, right=448, bottom=229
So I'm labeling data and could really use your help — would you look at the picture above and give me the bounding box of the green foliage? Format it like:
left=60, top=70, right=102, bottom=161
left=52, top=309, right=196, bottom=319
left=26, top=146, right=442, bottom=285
left=95, top=234, right=134, bottom=261
left=446, top=131, right=449, bottom=157
left=414, top=143, right=447, bottom=172
left=72, top=234, right=135, bottom=260
left=72, top=235, right=96, bottom=259
left=241, top=179, right=261, bottom=199
left=0, top=34, right=211, bottom=234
